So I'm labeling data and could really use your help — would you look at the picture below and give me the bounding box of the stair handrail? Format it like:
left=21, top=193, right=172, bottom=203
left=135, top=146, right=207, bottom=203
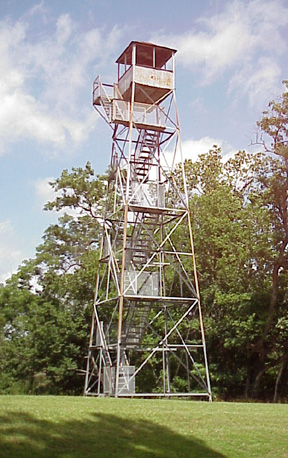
left=101, top=82, right=114, bottom=102
left=114, top=83, right=123, bottom=100
left=93, top=301, right=112, bottom=368
left=93, top=75, right=114, bottom=104
left=113, top=99, right=127, bottom=121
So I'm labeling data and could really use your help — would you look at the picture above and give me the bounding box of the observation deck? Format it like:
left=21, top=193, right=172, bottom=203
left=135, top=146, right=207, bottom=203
left=93, top=42, right=176, bottom=131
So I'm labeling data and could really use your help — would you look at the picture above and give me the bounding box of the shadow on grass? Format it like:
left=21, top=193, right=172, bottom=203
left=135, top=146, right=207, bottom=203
left=0, top=410, right=225, bottom=458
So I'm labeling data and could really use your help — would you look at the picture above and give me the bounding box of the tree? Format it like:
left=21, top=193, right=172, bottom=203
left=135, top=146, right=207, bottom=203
left=249, top=81, right=288, bottom=399
left=175, top=146, right=288, bottom=400
left=0, top=163, right=106, bottom=394
left=0, top=280, right=88, bottom=394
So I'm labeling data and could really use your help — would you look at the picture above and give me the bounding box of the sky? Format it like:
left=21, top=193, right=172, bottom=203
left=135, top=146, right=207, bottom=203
left=1, top=0, right=288, bottom=283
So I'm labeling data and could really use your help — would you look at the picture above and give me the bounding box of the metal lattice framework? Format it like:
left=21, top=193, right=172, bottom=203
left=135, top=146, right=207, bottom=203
left=84, top=41, right=212, bottom=399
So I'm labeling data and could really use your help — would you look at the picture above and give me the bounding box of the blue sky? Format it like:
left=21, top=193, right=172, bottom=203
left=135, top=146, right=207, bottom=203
left=1, top=0, right=288, bottom=282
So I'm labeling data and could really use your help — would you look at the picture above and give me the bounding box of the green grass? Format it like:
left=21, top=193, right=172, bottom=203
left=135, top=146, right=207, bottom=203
left=0, top=396, right=287, bottom=457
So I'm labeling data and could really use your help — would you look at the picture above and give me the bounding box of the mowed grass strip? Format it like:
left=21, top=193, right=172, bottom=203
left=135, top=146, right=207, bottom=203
left=0, top=396, right=287, bottom=457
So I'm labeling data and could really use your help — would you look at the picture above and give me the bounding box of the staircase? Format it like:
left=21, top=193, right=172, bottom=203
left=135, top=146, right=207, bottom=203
left=131, top=131, right=158, bottom=182
left=100, top=95, right=112, bottom=122
left=93, top=76, right=113, bottom=123
left=122, top=303, right=151, bottom=348
left=127, top=228, right=151, bottom=266
left=94, top=321, right=113, bottom=367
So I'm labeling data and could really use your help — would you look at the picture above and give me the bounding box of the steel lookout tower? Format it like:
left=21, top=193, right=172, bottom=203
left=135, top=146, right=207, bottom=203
left=84, top=41, right=212, bottom=399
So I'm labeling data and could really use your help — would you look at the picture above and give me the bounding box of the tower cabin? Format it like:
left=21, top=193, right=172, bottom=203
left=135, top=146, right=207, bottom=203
left=116, top=41, right=176, bottom=103
left=93, top=41, right=176, bottom=131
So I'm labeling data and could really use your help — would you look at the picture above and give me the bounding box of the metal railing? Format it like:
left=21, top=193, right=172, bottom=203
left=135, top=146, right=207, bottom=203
left=93, top=75, right=114, bottom=105
left=112, top=100, right=166, bottom=128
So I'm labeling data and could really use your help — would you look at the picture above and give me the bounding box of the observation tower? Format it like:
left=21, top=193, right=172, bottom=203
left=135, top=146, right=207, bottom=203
left=84, top=41, right=212, bottom=399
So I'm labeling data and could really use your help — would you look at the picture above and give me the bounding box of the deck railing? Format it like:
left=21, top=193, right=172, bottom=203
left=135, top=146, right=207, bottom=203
left=112, top=100, right=166, bottom=128
left=93, top=75, right=114, bottom=105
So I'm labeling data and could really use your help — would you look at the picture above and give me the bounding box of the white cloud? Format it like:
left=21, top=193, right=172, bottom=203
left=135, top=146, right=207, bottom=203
left=181, top=137, right=236, bottom=161
left=0, top=221, right=23, bottom=283
left=228, top=57, right=282, bottom=108
left=152, top=0, right=288, bottom=103
left=56, top=13, right=73, bottom=45
left=25, top=1, right=48, bottom=20
left=33, top=176, right=84, bottom=219
left=0, top=90, right=66, bottom=147
left=0, top=13, right=123, bottom=154
left=164, top=136, right=236, bottom=167
left=34, top=177, right=56, bottom=209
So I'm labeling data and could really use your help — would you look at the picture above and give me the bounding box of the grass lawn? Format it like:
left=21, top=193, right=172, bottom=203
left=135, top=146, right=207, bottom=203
left=0, top=396, right=287, bottom=457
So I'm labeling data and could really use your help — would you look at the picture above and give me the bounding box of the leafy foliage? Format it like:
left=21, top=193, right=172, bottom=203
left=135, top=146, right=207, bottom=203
left=0, top=164, right=105, bottom=394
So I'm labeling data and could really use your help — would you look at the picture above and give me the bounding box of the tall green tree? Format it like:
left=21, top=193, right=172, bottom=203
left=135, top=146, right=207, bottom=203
left=0, top=163, right=106, bottom=394
left=250, top=81, right=288, bottom=399
left=177, top=145, right=288, bottom=400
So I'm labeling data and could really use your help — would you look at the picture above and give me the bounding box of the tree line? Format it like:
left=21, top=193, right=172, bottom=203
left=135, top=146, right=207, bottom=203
left=1, top=83, right=288, bottom=400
